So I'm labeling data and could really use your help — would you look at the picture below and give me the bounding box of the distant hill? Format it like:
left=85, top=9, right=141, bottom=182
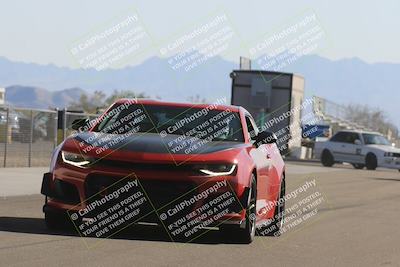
left=0, top=55, right=399, bottom=127
left=0, top=56, right=234, bottom=102
left=5, top=85, right=85, bottom=109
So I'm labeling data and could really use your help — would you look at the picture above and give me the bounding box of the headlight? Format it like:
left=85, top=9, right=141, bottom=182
left=193, top=164, right=237, bottom=176
left=61, top=151, right=95, bottom=168
left=384, top=152, right=394, bottom=157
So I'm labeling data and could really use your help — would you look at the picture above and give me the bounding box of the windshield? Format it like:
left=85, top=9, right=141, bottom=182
left=362, top=133, right=391, bottom=145
left=92, top=103, right=244, bottom=142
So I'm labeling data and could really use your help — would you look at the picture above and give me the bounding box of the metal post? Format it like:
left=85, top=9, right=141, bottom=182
left=57, top=109, right=66, bottom=145
left=63, top=108, right=67, bottom=141
left=28, top=110, right=33, bottom=167
left=3, top=107, right=9, bottom=167
left=53, top=109, right=58, bottom=149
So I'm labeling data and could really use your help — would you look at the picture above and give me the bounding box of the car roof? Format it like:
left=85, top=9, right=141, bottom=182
left=337, top=129, right=382, bottom=135
left=114, top=98, right=243, bottom=113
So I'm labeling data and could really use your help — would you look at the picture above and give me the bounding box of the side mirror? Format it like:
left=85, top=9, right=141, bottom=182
left=354, top=139, right=362, bottom=145
left=71, top=118, right=89, bottom=131
left=254, top=131, right=277, bottom=146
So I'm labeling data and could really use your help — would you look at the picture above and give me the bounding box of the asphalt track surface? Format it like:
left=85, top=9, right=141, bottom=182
left=1, top=162, right=400, bottom=267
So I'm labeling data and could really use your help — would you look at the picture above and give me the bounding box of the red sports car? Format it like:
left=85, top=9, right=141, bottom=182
left=41, top=99, right=285, bottom=243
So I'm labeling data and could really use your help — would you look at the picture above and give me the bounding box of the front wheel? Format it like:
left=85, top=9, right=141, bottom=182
left=220, top=174, right=256, bottom=244
left=365, top=153, right=377, bottom=170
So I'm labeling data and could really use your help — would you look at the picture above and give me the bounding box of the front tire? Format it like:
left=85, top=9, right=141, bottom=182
left=321, top=150, right=334, bottom=167
left=221, top=174, right=256, bottom=244
left=365, top=153, right=377, bottom=170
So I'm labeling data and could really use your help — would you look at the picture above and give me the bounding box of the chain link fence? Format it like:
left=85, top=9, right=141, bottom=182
left=0, top=105, right=97, bottom=167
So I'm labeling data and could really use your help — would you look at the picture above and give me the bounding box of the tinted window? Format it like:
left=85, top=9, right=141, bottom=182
left=331, top=132, right=360, bottom=144
left=331, top=132, right=347, bottom=142
left=347, top=133, right=360, bottom=144
left=93, top=103, right=244, bottom=142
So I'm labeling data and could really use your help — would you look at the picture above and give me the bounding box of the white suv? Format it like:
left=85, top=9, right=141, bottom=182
left=314, top=130, right=400, bottom=171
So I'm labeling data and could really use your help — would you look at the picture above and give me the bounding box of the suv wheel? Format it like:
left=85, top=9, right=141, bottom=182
left=365, top=153, right=377, bottom=170
left=321, top=150, right=334, bottom=167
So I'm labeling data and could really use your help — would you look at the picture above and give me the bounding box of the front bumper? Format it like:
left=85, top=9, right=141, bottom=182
left=380, top=157, right=400, bottom=169
left=40, top=166, right=250, bottom=227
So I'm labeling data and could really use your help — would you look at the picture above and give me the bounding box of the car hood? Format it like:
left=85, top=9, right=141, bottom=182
left=366, top=144, right=400, bottom=153
left=66, top=131, right=247, bottom=156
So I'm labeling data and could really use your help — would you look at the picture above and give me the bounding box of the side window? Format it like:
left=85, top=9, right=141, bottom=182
left=245, top=116, right=258, bottom=140
left=347, top=133, right=360, bottom=144
left=331, top=132, right=360, bottom=144
left=331, top=132, right=347, bottom=143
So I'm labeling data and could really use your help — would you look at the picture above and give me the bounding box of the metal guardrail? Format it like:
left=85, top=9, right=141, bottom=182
left=0, top=105, right=97, bottom=167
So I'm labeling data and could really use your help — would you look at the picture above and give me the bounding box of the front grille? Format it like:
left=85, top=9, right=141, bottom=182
left=140, top=179, right=199, bottom=224
left=84, top=174, right=198, bottom=223
left=139, top=179, right=197, bottom=209
left=85, top=174, right=197, bottom=207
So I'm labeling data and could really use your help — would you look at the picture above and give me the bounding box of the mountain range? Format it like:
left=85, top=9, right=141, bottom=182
left=4, top=85, right=84, bottom=109
left=0, top=55, right=399, bottom=127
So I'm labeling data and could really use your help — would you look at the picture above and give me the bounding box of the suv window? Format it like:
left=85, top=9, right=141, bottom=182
left=331, top=132, right=360, bottom=144
left=331, top=132, right=346, bottom=142
left=347, top=133, right=360, bottom=144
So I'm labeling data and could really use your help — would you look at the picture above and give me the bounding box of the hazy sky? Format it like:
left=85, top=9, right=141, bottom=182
left=0, top=0, right=399, bottom=68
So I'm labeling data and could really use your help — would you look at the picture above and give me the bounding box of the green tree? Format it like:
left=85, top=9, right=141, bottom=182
left=105, top=90, right=147, bottom=106
left=68, top=90, right=148, bottom=113
left=68, top=90, right=106, bottom=113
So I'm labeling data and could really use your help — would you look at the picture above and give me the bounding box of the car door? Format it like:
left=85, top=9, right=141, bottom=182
left=244, top=114, right=283, bottom=221
left=343, top=132, right=364, bottom=163
left=330, top=132, right=363, bottom=163
left=329, top=131, right=348, bottom=162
